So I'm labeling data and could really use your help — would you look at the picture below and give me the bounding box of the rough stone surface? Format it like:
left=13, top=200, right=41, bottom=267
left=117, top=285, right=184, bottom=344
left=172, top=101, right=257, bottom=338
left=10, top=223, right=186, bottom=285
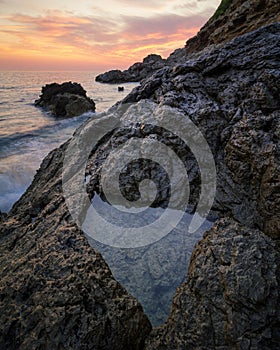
left=96, top=54, right=165, bottom=83
left=35, top=82, right=96, bottom=117
left=145, top=218, right=280, bottom=350
left=117, top=23, right=280, bottom=238
left=0, top=4, right=279, bottom=350
left=168, top=0, right=280, bottom=63
left=0, top=144, right=151, bottom=350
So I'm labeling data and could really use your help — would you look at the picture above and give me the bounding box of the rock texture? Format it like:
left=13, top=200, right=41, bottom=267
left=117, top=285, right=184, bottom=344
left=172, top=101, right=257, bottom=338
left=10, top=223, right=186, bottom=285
left=185, top=0, right=280, bottom=53
left=0, top=1, right=279, bottom=349
left=0, top=144, right=151, bottom=350
left=145, top=218, right=280, bottom=350
left=35, top=82, right=96, bottom=117
left=96, top=54, right=165, bottom=83
left=122, top=23, right=280, bottom=238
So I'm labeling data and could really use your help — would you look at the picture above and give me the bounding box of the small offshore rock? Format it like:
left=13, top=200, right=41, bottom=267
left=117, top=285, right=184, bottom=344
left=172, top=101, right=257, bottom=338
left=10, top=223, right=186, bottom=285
left=35, top=81, right=96, bottom=117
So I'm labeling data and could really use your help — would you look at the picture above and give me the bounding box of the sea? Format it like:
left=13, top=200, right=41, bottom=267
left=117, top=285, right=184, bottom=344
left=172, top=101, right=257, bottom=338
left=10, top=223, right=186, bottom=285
left=0, top=71, right=139, bottom=213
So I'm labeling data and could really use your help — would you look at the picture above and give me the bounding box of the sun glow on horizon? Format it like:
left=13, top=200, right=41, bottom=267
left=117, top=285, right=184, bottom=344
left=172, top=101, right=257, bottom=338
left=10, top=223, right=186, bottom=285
left=0, top=0, right=220, bottom=71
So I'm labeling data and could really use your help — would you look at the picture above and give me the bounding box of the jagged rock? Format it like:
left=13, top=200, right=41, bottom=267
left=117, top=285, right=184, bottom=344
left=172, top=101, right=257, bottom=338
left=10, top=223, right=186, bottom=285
left=1, top=2, right=279, bottom=349
left=0, top=144, right=151, bottom=350
left=96, top=54, right=165, bottom=83
left=145, top=218, right=280, bottom=349
left=168, top=0, right=280, bottom=63
left=35, top=82, right=96, bottom=117
left=121, top=23, right=280, bottom=237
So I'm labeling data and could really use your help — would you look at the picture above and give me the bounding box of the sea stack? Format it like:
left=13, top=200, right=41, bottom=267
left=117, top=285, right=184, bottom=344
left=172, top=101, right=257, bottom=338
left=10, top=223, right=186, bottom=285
left=35, top=81, right=96, bottom=117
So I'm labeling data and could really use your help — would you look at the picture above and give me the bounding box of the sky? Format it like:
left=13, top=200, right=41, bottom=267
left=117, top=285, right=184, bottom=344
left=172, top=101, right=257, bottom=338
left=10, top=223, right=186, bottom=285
left=0, top=0, right=220, bottom=71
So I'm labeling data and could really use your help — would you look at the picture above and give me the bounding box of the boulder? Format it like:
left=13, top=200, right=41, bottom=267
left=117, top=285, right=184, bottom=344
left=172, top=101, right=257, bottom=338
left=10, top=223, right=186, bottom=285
left=145, top=218, right=280, bottom=349
left=0, top=143, right=151, bottom=350
left=35, top=82, right=96, bottom=117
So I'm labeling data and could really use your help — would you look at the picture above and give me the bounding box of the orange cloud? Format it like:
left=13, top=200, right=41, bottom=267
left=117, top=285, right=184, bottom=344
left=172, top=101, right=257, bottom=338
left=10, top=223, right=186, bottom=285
left=0, top=8, right=212, bottom=71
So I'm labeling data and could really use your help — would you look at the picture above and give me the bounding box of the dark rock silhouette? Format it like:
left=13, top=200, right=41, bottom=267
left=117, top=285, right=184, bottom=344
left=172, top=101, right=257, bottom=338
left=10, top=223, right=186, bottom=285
left=35, top=82, right=96, bottom=117
left=96, top=54, right=165, bottom=83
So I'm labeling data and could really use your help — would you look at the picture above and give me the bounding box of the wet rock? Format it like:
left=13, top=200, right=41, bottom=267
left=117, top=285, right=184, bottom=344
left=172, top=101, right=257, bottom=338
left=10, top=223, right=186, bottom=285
left=1, top=3, right=279, bottom=349
left=96, top=54, right=165, bottom=83
left=145, top=218, right=280, bottom=350
left=35, top=82, right=96, bottom=117
left=120, top=23, right=280, bottom=237
left=0, top=144, right=151, bottom=350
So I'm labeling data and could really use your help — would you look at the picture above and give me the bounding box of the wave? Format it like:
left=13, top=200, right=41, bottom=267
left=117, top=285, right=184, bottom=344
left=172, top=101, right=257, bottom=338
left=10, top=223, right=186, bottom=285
left=0, top=86, right=18, bottom=90
left=0, top=112, right=95, bottom=152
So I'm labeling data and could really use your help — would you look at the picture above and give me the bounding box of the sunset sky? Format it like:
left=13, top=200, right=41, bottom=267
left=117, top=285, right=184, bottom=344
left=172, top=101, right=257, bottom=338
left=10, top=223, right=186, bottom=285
left=0, top=0, right=220, bottom=71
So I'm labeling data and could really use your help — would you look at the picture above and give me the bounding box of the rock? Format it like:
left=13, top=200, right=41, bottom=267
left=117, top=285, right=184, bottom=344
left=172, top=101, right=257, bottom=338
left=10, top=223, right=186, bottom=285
left=167, top=0, right=280, bottom=63
left=35, top=82, right=96, bottom=117
left=121, top=23, right=280, bottom=237
left=1, top=2, right=280, bottom=349
left=0, top=144, right=151, bottom=350
left=145, top=218, right=280, bottom=349
left=96, top=54, right=166, bottom=83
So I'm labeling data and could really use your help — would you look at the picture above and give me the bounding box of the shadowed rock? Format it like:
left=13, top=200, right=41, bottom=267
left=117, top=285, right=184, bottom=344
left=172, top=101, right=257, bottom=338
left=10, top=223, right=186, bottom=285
left=35, top=81, right=96, bottom=117
left=96, top=54, right=165, bottom=84
left=145, top=218, right=280, bottom=349
left=0, top=143, right=151, bottom=350
left=0, top=1, right=279, bottom=349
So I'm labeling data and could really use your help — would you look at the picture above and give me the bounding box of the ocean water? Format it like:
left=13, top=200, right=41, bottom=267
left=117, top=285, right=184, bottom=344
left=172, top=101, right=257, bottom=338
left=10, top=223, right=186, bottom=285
left=0, top=71, right=138, bottom=212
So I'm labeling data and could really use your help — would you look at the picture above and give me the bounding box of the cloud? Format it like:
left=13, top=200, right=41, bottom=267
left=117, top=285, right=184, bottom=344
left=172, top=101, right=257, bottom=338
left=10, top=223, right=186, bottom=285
left=122, top=12, right=209, bottom=37
left=0, top=6, right=214, bottom=70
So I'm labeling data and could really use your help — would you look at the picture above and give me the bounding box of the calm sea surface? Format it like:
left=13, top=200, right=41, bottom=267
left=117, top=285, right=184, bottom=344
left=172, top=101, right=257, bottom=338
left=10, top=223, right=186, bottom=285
left=0, top=71, right=138, bottom=212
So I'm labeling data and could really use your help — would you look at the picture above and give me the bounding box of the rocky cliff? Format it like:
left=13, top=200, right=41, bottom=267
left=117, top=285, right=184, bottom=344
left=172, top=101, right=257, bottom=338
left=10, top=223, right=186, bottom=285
left=96, top=0, right=280, bottom=82
left=169, top=0, right=280, bottom=63
left=0, top=2, right=279, bottom=350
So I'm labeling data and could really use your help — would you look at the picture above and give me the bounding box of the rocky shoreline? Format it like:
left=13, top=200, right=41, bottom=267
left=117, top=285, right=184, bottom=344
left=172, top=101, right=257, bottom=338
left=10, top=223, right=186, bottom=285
left=95, top=54, right=166, bottom=84
left=1, top=0, right=280, bottom=349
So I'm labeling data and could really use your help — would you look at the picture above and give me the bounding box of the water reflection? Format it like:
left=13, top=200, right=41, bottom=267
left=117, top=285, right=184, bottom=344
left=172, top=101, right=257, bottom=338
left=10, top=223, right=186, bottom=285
left=86, top=195, right=214, bottom=326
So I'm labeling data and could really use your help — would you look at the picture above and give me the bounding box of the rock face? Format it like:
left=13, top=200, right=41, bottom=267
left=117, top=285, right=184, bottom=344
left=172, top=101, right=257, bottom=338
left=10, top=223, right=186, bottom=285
left=168, top=0, right=280, bottom=63
left=0, top=2, right=279, bottom=350
left=95, top=54, right=165, bottom=83
left=35, top=82, right=96, bottom=117
left=185, top=0, right=280, bottom=52
left=145, top=218, right=280, bottom=349
left=122, top=23, right=280, bottom=238
left=0, top=144, right=151, bottom=349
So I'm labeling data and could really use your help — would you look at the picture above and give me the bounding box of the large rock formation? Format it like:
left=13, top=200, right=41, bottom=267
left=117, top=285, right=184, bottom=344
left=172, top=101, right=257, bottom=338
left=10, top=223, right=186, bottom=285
left=122, top=23, right=280, bottom=238
left=0, top=143, right=151, bottom=349
left=0, top=1, right=279, bottom=349
left=169, top=0, right=280, bottom=62
left=95, top=54, right=166, bottom=84
left=35, top=82, right=96, bottom=117
left=184, top=0, right=280, bottom=53
left=145, top=218, right=280, bottom=349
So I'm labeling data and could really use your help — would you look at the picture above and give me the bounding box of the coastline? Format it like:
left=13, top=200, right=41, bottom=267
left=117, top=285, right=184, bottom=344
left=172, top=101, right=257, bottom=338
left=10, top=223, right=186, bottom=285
left=0, top=1, right=280, bottom=348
